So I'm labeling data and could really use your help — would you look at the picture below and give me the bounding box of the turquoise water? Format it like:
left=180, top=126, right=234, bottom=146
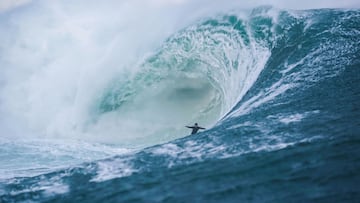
left=0, top=3, right=360, bottom=203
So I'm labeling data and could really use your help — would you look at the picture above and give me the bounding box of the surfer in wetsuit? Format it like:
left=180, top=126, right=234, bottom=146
left=186, top=123, right=206, bottom=135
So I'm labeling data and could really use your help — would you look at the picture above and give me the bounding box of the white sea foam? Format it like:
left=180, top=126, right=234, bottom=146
left=91, top=157, right=137, bottom=182
left=7, top=174, right=70, bottom=200
left=0, top=138, right=132, bottom=179
left=276, top=110, right=320, bottom=124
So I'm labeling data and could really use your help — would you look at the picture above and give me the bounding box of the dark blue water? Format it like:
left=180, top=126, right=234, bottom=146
left=1, top=6, right=360, bottom=203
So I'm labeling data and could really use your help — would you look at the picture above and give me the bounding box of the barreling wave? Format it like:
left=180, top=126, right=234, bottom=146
left=90, top=7, right=275, bottom=146
left=1, top=5, right=360, bottom=202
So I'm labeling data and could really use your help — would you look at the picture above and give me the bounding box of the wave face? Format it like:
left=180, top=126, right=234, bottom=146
left=93, top=9, right=272, bottom=147
left=1, top=3, right=360, bottom=203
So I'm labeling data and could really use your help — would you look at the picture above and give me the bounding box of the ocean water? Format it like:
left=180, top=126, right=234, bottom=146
left=0, top=1, right=360, bottom=202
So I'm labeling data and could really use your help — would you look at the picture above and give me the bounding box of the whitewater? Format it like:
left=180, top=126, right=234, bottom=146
left=0, top=0, right=359, bottom=202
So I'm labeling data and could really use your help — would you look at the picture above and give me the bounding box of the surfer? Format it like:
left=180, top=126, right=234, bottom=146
left=186, top=123, right=206, bottom=135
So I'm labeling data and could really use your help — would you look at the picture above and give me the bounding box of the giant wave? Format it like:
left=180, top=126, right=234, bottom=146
left=0, top=1, right=360, bottom=202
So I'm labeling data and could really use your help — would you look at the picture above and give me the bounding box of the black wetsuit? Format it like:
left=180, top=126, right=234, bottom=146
left=186, top=125, right=205, bottom=134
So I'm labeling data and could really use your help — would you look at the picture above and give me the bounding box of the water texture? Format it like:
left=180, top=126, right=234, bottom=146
left=0, top=2, right=359, bottom=202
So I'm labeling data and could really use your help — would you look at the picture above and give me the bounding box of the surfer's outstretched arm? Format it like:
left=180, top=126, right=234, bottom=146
left=186, top=126, right=194, bottom=129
